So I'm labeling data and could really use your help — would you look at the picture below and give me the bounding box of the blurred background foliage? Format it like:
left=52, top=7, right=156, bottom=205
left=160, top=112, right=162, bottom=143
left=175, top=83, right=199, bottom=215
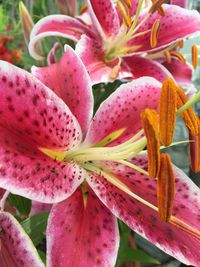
left=0, top=0, right=200, bottom=266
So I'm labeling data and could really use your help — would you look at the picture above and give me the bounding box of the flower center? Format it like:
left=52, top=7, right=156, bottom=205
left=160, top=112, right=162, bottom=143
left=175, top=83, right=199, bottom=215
left=104, top=0, right=166, bottom=61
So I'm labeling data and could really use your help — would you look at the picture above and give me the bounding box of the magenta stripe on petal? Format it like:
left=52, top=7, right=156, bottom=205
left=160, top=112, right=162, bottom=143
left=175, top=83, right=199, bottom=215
left=86, top=156, right=200, bottom=266
left=86, top=0, right=120, bottom=38
left=84, top=77, right=161, bottom=146
left=0, top=60, right=82, bottom=150
left=0, top=211, right=44, bottom=267
left=0, top=124, right=85, bottom=203
left=47, top=187, right=119, bottom=267
left=32, top=45, right=93, bottom=134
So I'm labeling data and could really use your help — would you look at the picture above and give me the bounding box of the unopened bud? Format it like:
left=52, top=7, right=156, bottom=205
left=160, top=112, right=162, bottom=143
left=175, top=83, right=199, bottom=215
left=55, top=0, right=77, bottom=17
left=19, top=1, right=34, bottom=45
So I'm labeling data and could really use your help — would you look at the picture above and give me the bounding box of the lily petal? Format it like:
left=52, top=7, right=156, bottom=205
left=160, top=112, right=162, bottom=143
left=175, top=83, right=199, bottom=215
left=0, top=211, right=44, bottom=267
left=86, top=156, right=200, bottom=266
left=171, top=0, right=189, bottom=8
left=29, top=15, right=94, bottom=60
left=130, top=0, right=140, bottom=16
left=76, top=35, right=132, bottom=85
left=32, top=45, right=93, bottom=134
left=84, top=77, right=161, bottom=146
left=0, top=127, right=85, bottom=203
left=29, top=201, right=52, bottom=216
left=85, top=0, right=120, bottom=38
left=124, top=56, right=172, bottom=83
left=0, top=60, right=82, bottom=150
left=47, top=187, right=119, bottom=267
left=162, top=58, right=193, bottom=87
left=129, top=5, right=200, bottom=54
left=47, top=42, right=62, bottom=65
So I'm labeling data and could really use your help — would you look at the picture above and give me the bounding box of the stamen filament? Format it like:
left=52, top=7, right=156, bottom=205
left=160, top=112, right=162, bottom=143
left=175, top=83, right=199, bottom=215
left=116, top=159, right=149, bottom=175
left=84, top=164, right=158, bottom=211
left=170, top=51, right=186, bottom=64
left=176, top=86, right=199, bottom=135
left=170, top=216, right=200, bottom=241
left=130, top=0, right=144, bottom=31
left=177, top=90, right=200, bottom=115
left=66, top=137, right=147, bottom=162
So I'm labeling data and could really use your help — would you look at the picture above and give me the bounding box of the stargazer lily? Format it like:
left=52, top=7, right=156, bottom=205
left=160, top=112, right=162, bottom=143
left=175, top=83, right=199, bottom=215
left=28, top=0, right=200, bottom=85
left=0, top=211, right=44, bottom=266
left=1, top=47, right=200, bottom=266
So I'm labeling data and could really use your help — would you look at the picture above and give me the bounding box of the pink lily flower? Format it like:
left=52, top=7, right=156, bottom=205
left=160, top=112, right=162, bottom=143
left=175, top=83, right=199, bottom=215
left=0, top=211, right=44, bottom=266
left=29, top=0, right=200, bottom=84
left=171, top=0, right=189, bottom=8
left=1, top=46, right=200, bottom=266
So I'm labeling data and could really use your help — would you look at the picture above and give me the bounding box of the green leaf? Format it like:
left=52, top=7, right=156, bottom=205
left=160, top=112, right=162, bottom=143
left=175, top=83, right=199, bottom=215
left=93, top=80, right=123, bottom=113
left=119, top=248, right=160, bottom=264
left=21, top=212, right=49, bottom=246
left=7, top=193, right=31, bottom=216
left=116, top=221, right=160, bottom=266
left=38, top=249, right=46, bottom=264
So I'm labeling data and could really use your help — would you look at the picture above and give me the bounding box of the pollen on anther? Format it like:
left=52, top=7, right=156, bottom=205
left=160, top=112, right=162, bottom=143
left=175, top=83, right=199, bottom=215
left=192, top=44, right=198, bottom=69
left=176, top=86, right=199, bottom=136
left=159, top=78, right=177, bottom=146
left=157, top=153, right=175, bottom=222
left=150, top=19, right=160, bottom=48
left=141, top=109, right=160, bottom=178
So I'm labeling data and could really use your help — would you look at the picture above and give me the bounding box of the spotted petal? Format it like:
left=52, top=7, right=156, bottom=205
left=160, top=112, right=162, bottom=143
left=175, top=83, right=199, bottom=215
left=47, top=187, right=119, bottom=267
left=162, top=59, right=193, bottom=87
left=29, top=15, right=94, bottom=60
left=0, top=60, right=82, bottom=150
left=84, top=77, right=161, bottom=146
left=0, top=127, right=85, bottom=203
left=85, top=0, right=120, bottom=39
left=76, top=35, right=132, bottom=84
left=32, top=45, right=93, bottom=133
left=0, top=211, right=44, bottom=267
left=129, top=5, right=200, bottom=54
left=86, top=156, right=200, bottom=266
left=124, top=56, right=172, bottom=83
left=0, top=60, right=85, bottom=202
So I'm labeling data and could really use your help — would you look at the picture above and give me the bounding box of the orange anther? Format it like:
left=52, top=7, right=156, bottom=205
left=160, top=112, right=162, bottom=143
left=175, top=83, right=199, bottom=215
left=177, top=40, right=184, bottom=48
left=164, top=50, right=172, bottom=64
left=149, top=0, right=167, bottom=15
left=141, top=109, right=160, bottom=178
left=159, top=78, right=177, bottom=146
left=80, top=4, right=88, bottom=14
left=176, top=86, right=199, bottom=135
left=150, top=19, right=160, bottom=48
left=192, top=44, right=198, bottom=69
left=117, top=0, right=131, bottom=27
left=189, top=116, right=200, bottom=173
left=170, top=50, right=186, bottom=64
left=157, top=153, right=175, bottom=222
left=121, top=0, right=132, bottom=9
